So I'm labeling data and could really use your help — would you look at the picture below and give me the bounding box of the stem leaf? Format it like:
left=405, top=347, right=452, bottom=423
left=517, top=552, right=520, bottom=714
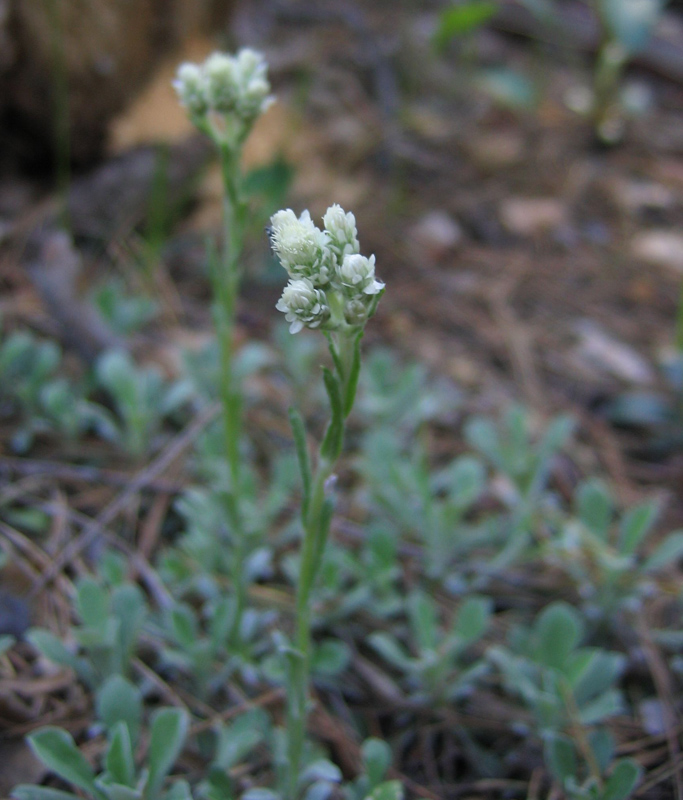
left=289, top=407, right=312, bottom=518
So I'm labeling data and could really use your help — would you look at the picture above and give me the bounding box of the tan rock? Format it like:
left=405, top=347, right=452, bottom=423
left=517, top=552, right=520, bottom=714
left=499, top=197, right=566, bottom=236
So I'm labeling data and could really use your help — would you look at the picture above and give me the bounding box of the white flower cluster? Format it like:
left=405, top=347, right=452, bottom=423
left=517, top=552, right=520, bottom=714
left=173, top=49, right=273, bottom=137
left=271, top=205, right=384, bottom=334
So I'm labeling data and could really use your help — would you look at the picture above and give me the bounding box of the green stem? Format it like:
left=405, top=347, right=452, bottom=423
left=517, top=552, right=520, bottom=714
left=285, top=331, right=359, bottom=799
left=214, top=141, right=248, bottom=651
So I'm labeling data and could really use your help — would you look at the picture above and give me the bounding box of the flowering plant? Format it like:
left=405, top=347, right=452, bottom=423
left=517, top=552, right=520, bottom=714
left=270, top=203, right=384, bottom=799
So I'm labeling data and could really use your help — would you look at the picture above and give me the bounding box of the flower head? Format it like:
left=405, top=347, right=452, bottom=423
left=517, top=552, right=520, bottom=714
left=173, top=49, right=273, bottom=138
left=271, top=205, right=383, bottom=334
left=276, top=279, right=330, bottom=334
left=269, top=209, right=331, bottom=286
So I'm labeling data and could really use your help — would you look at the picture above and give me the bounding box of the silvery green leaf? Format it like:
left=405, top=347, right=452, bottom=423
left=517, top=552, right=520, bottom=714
left=98, top=783, right=141, bottom=800
left=589, top=728, right=615, bottom=775
left=27, top=728, right=98, bottom=795
left=299, top=759, right=342, bottom=785
left=311, top=640, right=350, bottom=677
left=76, top=577, right=110, bottom=629
left=599, top=0, right=665, bottom=54
left=534, top=602, right=583, bottom=670
left=643, top=531, right=683, bottom=572
left=361, top=738, right=392, bottom=788
left=578, top=689, right=624, bottom=726
left=96, top=676, right=142, bottom=743
left=105, top=722, right=136, bottom=787
left=544, top=733, right=577, bottom=784
left=577, top=480, right=613, bottom=541
left=162, top=780, right=193, bottom=800
left=214, top=710, right=268, bottom=770
left=452, top=596, right=492, bottom=646
left=241, top=790, right=280, bottom=800
left=302, top=782, right=335, bottom=800
left=12, top=789, right=81, bottom=800
left=146, top=708, right=189, bottom=799
left=363, top=780, right=404, bottom=800
left=602, top=759, right=641, bottom=800
left=170, top=604, right=198, bottom=650
left=570, top=650, right=625, bottom=706
left=618, top=500, right=659, bottom=555
left=407, top=591, right=438, bottom=653
left=368, top=633, right=413, bottom=671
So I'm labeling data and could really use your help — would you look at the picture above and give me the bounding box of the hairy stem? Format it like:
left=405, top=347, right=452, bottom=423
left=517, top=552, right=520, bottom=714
left=215, top=142, right=248, bottom=651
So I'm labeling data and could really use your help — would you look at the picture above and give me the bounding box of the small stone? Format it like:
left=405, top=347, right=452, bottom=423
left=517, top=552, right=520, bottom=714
left=573, top=321, right=655, bottom=385
left=409, top=210, right=462, bottom=263
left=466, top=130, right=525, bottom=169
left=610, top=179, right=674, bottom=214
left=632, top=230, right=683, bottom=272
left=499, top=197, right=566, bottom=236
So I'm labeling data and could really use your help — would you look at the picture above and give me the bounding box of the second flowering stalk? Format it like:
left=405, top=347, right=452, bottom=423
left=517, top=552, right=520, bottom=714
left=174, top=49, right=273, bottom=652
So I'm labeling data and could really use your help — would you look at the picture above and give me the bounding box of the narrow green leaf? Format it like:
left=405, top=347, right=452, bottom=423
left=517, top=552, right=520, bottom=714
left=453, top=596, right=492, bottom=646
left=170, top=604, right=197, bottom=651
left=320, top=368, right=343, bottom=461
left=111, top=584, right=147, bottom=668
left=27, top=728, right=97, bottom=794
left=26, top=629, right=79, bottom=670
left=325, top=334, right=343, bottom=379
left=589, top=728, right=615, bottom=775
left=214, top=711, right=267, bottom=771
left=577, top=688, right=624, bottom=726
left=618, top=501, right=659, bottom=555
left=407, top=591, right=438, bottom=653
left=343, top=332, right=363, bottom=418
left=643, top=531, right=683, bottom=572
left=146, top=707, right=189, bottom=799
left=434, top=2, right=499, bottom=50
left=106, top=722, right=136, bottom=787
left=368, top=632, right=412, bottom=671
left=289, top=407, right=312, bottom=518
left=12, top=788, right=81, bottom=800
left=99, top=784, right=142, bottom=800
left=577, top=480, right=613, bottom=541
left=163, top=780, right=193, bottom=800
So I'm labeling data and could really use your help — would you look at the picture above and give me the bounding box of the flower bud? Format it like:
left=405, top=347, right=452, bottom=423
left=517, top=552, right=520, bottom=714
left=173, top=63, right=208, bottom=116
left=276, top=279, right=330, bottom=334
left=339, top=254, right=384, bottom=296
left=344, top=297, right=370, bottom=326
left=204, top=52, right=240, bottom=113
left=323, top=204, right=359, bottom=265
